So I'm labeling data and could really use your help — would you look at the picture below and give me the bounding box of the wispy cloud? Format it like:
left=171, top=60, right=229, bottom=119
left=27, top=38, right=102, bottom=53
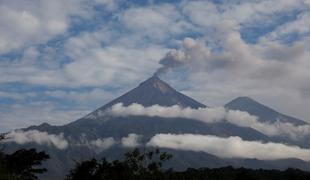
left=0, top=103, right=89, bottom=132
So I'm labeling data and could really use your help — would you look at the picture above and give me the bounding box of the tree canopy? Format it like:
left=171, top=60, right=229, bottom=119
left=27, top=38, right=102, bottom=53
left=66, top=148, right=172, bottom=180
left=66, top=148, right=310, bottom=180
left=0, top=134, right=50, bottom=180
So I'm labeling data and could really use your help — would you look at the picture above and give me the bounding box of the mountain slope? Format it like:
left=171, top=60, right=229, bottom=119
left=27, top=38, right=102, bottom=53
left=225, top=96, right=307, bottom=125
left=70, top=76, right=206, bottom=125
left=100, top=76, right=205, bottom=108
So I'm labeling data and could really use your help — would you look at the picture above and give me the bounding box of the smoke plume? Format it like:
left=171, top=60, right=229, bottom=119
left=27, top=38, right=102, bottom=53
left=153, top=38, right=209, bottom=76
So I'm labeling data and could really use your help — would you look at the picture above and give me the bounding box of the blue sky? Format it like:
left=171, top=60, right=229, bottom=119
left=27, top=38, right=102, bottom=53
left=0, top=0, right=310, bottom=132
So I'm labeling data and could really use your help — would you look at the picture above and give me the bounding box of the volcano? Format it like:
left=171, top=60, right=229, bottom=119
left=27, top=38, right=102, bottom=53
left=225, top=96, right=306, bottom=125
left=98, top=76, right=206, bottom=109
left=6, top=77, right=310, bottom=179
left=84, top=76, right=206, bottom=120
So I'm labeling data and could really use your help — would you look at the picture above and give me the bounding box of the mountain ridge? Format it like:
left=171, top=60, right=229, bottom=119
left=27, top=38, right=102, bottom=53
left=225, top=96, right=307, bottom=125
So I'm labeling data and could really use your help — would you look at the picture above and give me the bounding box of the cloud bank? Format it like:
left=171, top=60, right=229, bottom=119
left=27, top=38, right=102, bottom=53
left=106, top=103, right=310, bottom=139
left=147, top=133, right=310, bottom=161
left=2, top=130, right=143, bottom=151
left=3, top=130, right=68, bottom=149
left=4, top=128, right=310, bottom=161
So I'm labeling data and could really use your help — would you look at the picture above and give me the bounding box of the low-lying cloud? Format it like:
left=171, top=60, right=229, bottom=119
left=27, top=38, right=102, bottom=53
left=147, top=133, right=310, bottom=161
left=121, top=133, right=142, bottom=148
left=80, top=134, right=142, bottom=150
left=3, top=130, right=68, bottom=150
left=66, top=134, right=117, bottom=152
left=2, top=130, right=143, bottom=151
left=106, top=103, right=310, bottom=139
left=89, top=137, right=116, bottom=151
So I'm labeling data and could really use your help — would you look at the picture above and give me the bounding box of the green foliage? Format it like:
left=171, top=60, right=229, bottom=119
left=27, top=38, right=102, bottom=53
left=66, top=148, right=172, bottom=180
left=166, top=166, right=310, bottom=180
left=66, top=148, right=310, bottom=180
left=4, top=149, right=50, bottom=179
left=0, top=134, right=50, bottom=180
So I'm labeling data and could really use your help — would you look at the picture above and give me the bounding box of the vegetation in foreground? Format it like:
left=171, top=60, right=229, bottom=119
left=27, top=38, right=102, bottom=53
left=66, top=148, right=310, bottom=180
left=0, top=134, right=50, bottom=180
left=1, top=134, right=310, bottom=180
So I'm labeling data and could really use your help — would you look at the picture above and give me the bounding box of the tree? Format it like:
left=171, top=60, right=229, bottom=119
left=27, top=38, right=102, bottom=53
left=66, top=148, right=173, bottom=180
left=66, top=148, right=310, bottom=180
left=0, top=134, right=7, bottom=178
left=0, top=134, right=50, bottom=180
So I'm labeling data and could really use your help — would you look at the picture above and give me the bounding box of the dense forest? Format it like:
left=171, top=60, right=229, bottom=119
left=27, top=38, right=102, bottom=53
left=1, top=134, right=310, bottom=180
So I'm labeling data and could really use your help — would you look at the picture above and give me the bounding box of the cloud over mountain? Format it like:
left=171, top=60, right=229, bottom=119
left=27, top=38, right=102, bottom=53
left=121, top=133, right=142, bottom=148
left=106, top=103, right=310, bottom=139
left=89, top=137, right=116, bottom=151
left=3, top=130, right=68, bottom=149
left=147, top=133, right=310, bottom=161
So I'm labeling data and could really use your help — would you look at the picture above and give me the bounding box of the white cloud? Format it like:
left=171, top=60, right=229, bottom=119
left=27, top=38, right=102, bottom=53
left=120, top=4, right=193, bottom=41
left=2, top=130, right=117, bottom=151
left=71, top=134, right=142, bottom=152
left=261, top=11, right=310, bottom=42
left=89, top=137, right=116, bottom=151
left=121, top=133, right=142, bottom=148
left=94, top=0, right=121, bottom=11
left=45, top=88, right=115, bottom=106
left=181, top=0, right=305, bottom=28
left=0, top=91, right=27, bottom=100
left=3, top=130, right=68, bottom=149
left=181, top=1, right=220, bottom=27
left=62, top=46, right=165, bottom=87
left=0, top=0, right=92, bottom=53
left=106, top=103, right=310, bottom=139
left=0, top=102, right=89, bottom=132
left=147, top=133, right=310, bottom=161
left=0, top=44, right=167, bottom=88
